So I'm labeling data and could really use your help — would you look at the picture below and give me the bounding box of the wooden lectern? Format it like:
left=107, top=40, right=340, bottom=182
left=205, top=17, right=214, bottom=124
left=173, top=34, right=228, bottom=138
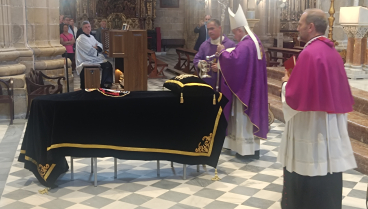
left=108, top=30, right=147, bottom=91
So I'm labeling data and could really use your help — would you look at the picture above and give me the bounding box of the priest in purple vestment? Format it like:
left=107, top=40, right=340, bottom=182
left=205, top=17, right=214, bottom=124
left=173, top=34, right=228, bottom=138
left=193, top=19, right=236, bottom=89
left=216, top=5, right=268, bottom=158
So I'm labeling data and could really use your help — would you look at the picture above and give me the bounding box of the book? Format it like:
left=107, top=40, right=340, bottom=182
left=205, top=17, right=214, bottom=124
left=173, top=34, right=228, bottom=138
left=284, top=55, right=296, bottom=76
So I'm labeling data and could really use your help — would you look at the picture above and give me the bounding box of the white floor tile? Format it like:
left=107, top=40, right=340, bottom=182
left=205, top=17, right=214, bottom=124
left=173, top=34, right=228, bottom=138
left=140, top=198, right=176, bottom=209
left=253, top=190, right=281, bottom=202
left=205, top=181, right=237, bottom=192
left=171, top=184, right=203, bottom=195
left=216, top=192, right=250, bottom=204
left=59, top=191, right=95, bottom=203
left=134, top=186, right=168, bottom=198
left=240, top=179, right=270, bottom=190
left=342, top=196, right=366, bottom=209
left=19, top=194, right=56, bottom=206
left=179, top=195, right=214, bottom=208
left=101, top=201, right=138, bottom=209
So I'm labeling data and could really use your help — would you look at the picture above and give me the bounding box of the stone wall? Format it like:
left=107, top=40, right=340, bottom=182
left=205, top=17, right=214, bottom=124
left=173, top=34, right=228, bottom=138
left=0, top=0, right=72, bottom=120
left=0, top=0, right=28, bottom=120
left=154, top=0, right=185, bottom=39
left=154, top=0, right=205, bottom=52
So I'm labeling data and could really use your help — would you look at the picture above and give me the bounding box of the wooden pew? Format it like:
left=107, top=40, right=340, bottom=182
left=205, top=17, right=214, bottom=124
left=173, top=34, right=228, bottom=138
left=175, top=48, right=198, bottom=74
left=161, top=39, right=185, bottom=52
left=267, top=47, right=302, bottom=64
left=25, top=69, right=65, bottom=119
left=293, top=46, right=304, bottom=50
left=147, top=50, right=168, bottom=78
left=265, top=51, right=280, bottom=67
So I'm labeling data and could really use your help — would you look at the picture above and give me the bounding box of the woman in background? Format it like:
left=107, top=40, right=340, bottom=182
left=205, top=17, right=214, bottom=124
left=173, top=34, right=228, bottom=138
left=60, top=24, right=76, bottom=72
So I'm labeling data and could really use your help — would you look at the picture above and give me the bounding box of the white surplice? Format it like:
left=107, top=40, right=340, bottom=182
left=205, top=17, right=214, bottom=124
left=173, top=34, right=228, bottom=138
left=278, top=82, right=357, bottom=176
left=223, top=95, right=260, bottom=156
left=218, top=37, right=260, bottom=156
left=75, top=34, right=106, bottom=75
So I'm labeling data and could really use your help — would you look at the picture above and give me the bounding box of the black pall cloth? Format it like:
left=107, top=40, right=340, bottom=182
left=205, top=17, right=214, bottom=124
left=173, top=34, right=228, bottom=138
left=281, top=167, right=343, bottom=209
left=18, top=90, right=228, bottom=188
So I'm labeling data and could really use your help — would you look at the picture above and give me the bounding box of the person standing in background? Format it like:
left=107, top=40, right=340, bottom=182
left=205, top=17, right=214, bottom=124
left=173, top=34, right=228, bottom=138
left=194, top=15, right=211, bottom=51
left=60, top=24, right=76, bottom=72
left=59, top=15, right=64, bottom=34
left=95, top=19, right=107, bottom=44
left=193, top=19, right=236, bottom=89
left=70, top=18, right=78, bottom=39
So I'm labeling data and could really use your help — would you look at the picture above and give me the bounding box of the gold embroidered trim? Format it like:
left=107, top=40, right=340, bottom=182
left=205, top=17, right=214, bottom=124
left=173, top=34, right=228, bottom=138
left=195, top=133, right=212, bottom=153
left=20, top=150, right=26, bottom=154
left=175, top=74, right=198, bottom=80
left=24, top=156, right=56, bottom=181
left=218, top=93, right=222, bottom=102
left=38, top=164, right=50, bottom=178
left=47, top=107, right=223, bottom=157
left=165, top=80, right=213, bottom=89
left=217, top=65, right=266, bottom=140
left=44, top=164, right=56, bottom=181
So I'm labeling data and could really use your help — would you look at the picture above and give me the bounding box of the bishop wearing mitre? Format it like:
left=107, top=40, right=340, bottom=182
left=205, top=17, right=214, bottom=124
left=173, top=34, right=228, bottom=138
left=216, top=5, right=268, bottom=158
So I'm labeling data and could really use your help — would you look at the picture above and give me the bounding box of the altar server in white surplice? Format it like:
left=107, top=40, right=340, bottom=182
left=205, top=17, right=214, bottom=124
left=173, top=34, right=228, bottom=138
left=278, top=9, right=356, bottom=209
left=76, top=21, right=113, bottom=89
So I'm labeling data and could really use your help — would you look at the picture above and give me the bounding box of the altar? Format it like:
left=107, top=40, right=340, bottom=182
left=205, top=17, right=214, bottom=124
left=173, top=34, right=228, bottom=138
left=70, top=0, right=156, bottom=30
left=18, top=90, right=228, bottom=188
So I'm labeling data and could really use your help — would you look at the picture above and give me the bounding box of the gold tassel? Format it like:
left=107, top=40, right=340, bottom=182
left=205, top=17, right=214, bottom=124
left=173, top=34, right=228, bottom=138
left=180, top=93, right=184, bottom=103
left=211, top=168, right=221, bottom=181
left=213, top=94, right=216, bottom=105
left=38, top=187, right=50, bottom=194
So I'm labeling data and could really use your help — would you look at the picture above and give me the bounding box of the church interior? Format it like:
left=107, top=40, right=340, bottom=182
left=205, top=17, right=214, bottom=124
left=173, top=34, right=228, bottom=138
left=1, top=0, right=368, bottom=208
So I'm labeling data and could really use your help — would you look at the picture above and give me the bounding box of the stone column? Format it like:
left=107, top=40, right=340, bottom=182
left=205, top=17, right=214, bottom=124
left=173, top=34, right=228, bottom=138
left=351, top=27, right=368, bottom=66
left=365, top=34, right=368, bottom=69
left=247, top=0, right=256, bottom=19
left=0, top=0, right=28, bottom=119
left=361, top=35, right=367, bottom=69
left=22, top=0, right=73, bottom=93
left=0, top=0, right=73, bottom=119
left=344, top=26, right=368, bottom=79
left=184, top=0, right=205, bottom=50
left=254, top=0, right=272, bottom=48
left=343, top=26, right=354, bottom=67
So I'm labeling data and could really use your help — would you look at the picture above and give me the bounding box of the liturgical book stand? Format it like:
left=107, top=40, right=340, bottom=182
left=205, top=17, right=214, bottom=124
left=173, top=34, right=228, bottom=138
left=108, top=30, right=147, bottom=91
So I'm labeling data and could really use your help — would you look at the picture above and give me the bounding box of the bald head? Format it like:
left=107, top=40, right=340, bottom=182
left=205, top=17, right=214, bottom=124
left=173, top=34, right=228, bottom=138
left=305, top=9, right=328, bottom=34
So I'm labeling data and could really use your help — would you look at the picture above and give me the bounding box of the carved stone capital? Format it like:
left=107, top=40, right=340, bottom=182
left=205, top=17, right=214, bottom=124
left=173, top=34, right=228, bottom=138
left=350, top=26, right=368, bottom=39
left=342, top=26, right=354, bottom=38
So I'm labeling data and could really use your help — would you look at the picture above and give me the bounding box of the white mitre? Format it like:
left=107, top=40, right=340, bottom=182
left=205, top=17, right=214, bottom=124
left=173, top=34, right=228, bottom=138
left=228, top=5, right=262, bottom=60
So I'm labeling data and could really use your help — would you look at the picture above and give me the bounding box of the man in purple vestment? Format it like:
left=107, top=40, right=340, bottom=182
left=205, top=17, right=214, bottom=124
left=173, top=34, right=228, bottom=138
left=193, top=19, right=236, bottom=89
left=216, top=5, right=268, bottom=158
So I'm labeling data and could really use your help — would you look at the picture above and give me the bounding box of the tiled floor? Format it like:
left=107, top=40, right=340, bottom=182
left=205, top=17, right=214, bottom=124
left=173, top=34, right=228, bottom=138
left=0, top=120, right=367, bottom=209
left=0, top=55, right=367, bottom=209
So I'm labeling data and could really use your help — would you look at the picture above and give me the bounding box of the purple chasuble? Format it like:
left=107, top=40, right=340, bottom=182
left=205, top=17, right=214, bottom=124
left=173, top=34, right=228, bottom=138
left=193, top=36, right=236, bottom=89
left=218, top=35, right=268, bottom=139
